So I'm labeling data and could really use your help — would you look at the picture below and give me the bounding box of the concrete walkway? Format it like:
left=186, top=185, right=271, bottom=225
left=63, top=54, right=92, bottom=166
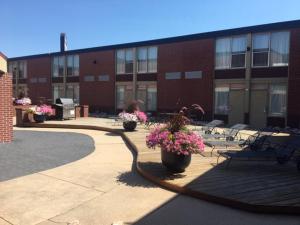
left=0, top=127, right=299, bottom=225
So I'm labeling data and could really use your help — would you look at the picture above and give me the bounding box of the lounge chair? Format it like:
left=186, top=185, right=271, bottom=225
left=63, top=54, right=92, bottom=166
left=198, top=120, right=224, bottom=134
left=217, top=136, right=300, bottom=169
left=201, top=123, right=249, bottom=141
left=206, top=131, right=272, bottom=156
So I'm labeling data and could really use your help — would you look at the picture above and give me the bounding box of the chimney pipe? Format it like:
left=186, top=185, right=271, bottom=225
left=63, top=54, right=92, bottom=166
left=60, top=33, right=67, bottom=52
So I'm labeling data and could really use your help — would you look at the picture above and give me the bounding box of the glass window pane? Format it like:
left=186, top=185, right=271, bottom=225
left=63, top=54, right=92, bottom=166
left=138, top=47, right=147, bottom=73
left=73, top=55, right=79, bottom=76
left=53, top=85, right=64, bottom=103
left=215, top=38, right=231, bottom=69
left=67, top=55, right=73, bottom=76
left=148, top=47, right=157, bottom=72
left=116, top=86, right=125, bottom=109
left=125, top=49, right=133, bottom=73
left=52, top=57, right=59, bottom=77
left=18, top=61, right=24, bottom=78
left=232, top=36, right=246, bottom=53
left=147, top=86, right=157, bottom=111
left=253, top=33, right=269, bottom=51
left=231, top=54, right=245, bottom=68
left=214, top=87, right=229, bottom=115
left=116, top=50, right=125, bottom=74
left=270, top=32, right=289, bottom=66
left=269, top=85, right=286, bottom=116
left=253, top=52, right=268, bottom=67
left=58, top=56, right=65, bottom=77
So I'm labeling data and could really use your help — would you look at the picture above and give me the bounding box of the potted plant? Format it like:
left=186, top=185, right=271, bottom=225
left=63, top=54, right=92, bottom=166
left=119, top=111, right=138, bottom=131
left=146, top=106, right=205, bottom=173
left=27, top=105, right=53, bottom=123
left=119, top=101, right=148, bottom=131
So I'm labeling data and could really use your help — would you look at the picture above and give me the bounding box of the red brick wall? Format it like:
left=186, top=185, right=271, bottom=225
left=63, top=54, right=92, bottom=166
left=79, top=50, right=115, bottom=112
left=0, top=73, right=13, bottom=143
left=27, top=57, right=52, bottom=104
left=287, top=28, right=300, bottom=127
left=157, top=39, right=214, bottom=119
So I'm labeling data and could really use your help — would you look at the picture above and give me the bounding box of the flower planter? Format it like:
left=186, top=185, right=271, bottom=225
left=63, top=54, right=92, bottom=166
left=123, top=121, right=137, bottom=131
left=161, top=149, right=191, bottom=173
left=33, top=114, right=46, bottom=123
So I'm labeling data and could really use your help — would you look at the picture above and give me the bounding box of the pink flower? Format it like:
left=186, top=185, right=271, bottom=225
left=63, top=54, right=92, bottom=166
left=36, top=105, right=53, bottom=115
left=146, top=126, right=205, bottom=155
left=135, top=111, right=147, bottom=123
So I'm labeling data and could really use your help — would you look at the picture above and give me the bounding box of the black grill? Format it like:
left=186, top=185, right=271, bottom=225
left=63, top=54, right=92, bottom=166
left=55, top=98, right=76, bottom=120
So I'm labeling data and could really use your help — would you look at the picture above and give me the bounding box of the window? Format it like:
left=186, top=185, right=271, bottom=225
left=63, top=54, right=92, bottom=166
left=270, top=32, right=289, bottom=66
left=214, top=87, right=229, bottom=115
left=116, top=50, right=125, bottom=74
left=52, top=55, right=79, bottom=77
left=66, top=84, right=80, bottom=103
left=165, top=72, right=181, bottom=80
left=58, top=56, right=65, bottom=77
left=98, top=75, right=109, bottom=81
left=8, top=61, right=27, bottom=79
left=147, top=86, right=157, bottom=111
left=117, top=47, right=157, bottom=74
left=13, top=84, right=28, bottom=98
left=116, top=49, right=133, bottom=74
left=52, top=85, right=64, bottom=102
left=137, top=48, right=147, bottom=73
left=83, top=75, right=95, bottom=82
left=67, top=55, right=73, bottom=76
left=252, top=32, right=289, bottom=67
left=185, top=71, right=202, bottom=79
left=269, top=84, right=286, bottom=116
left=148, top=47, right=158, bottom=72
left=215, top=38, right=231, bottom=69
left=215, top=36, right=246, bottom=69
left=253, top=33, right=269, bottom=67
left=231, top=37, right=247, bottom=68
left=116, top=86, right=125, bottom=109
left=125, top=49, right=133, bottom=73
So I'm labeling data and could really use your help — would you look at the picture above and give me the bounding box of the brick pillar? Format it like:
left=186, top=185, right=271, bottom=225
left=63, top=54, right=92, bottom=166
left=0, top=73, right=13, bottom=143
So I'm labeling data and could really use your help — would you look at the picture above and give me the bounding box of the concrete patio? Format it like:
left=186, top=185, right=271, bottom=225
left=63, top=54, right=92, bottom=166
left=0, top=118, right=300, bottom=224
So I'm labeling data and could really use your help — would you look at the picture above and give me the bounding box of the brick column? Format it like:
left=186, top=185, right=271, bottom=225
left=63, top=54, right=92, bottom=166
left=0, top=73, right=13, bottom=143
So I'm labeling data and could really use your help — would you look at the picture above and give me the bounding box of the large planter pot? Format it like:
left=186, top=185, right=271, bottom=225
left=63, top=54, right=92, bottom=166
left=33, top=114, right=46, bottom=123
left=161, top=149, right=191, bottom=173
left=123, top=121, right=137, bottom=131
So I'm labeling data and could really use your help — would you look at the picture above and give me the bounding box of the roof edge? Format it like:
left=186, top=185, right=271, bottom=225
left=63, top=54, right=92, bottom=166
left=8, top=19, right=300, bottom=61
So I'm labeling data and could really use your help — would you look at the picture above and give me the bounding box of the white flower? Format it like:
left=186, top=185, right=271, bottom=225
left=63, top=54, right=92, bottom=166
left=118, top=112, right=138, bottom=122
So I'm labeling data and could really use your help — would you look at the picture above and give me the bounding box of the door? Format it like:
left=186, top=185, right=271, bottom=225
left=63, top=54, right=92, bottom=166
left=250, top=90, right=268, bottom=129
left=228, top=90, right=245, bottom=126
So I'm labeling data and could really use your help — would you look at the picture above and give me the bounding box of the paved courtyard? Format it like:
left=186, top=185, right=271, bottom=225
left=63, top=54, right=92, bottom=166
left=0, top=127, right=299, bottom=225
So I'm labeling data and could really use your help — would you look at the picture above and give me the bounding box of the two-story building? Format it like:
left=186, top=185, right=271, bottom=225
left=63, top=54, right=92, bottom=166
left=7, top=20, right=300, bottom=128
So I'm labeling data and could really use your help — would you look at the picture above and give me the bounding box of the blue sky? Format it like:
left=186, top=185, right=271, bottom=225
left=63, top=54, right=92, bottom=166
left=1, top=0, right=300, bottom=57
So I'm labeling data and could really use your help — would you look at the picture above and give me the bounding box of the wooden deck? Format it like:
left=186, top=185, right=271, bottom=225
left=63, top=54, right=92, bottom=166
left=21, top=118, right=300, bottom=214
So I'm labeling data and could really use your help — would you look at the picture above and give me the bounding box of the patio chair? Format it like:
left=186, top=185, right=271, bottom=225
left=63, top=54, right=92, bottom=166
left=198, top=120, right=224, bottom=134
left=217, top=136, right=300, bottom=170
left=201, top=123, right=249, bottom=141
left=206, top=131, right=273, bottom=156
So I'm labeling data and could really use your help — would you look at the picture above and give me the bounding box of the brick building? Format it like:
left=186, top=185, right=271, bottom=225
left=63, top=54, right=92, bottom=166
left=7, top=20, right=300, bottom=128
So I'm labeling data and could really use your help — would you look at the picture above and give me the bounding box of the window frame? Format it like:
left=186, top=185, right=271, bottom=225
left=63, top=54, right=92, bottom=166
left=116, top=48, right=134, bottom=75
left=215, top=35, right=247, bottom=70
left=214, top=86, right=230, bottom=115
left=252, top=31, right=290, bottom=68
left=268, top=84, right=287, bottom=117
